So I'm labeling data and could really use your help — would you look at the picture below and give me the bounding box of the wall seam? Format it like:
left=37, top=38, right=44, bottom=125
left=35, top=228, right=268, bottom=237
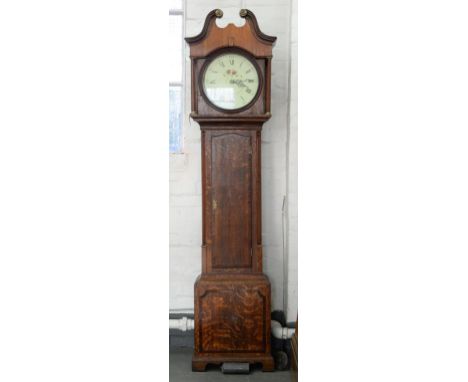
left=283, top=0, right=294, bottom=320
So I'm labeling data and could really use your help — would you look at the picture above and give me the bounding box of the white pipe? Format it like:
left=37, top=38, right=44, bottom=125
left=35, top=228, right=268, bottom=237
left=271, top=320, right=295, bottom=340
left=169, top=317, right=295, bottom=339
left=169, top=317, right=194, bottom=331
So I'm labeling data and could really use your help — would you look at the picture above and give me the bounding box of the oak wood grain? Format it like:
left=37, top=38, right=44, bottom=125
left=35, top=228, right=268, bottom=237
left=186, top=9, right=276, bottom=372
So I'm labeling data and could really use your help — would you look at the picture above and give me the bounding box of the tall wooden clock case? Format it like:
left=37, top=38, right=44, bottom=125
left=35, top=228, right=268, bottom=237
left=185, top=9, right=276, bottom=372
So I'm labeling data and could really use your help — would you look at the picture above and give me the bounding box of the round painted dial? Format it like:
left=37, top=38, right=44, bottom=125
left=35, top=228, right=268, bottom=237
left=202, top=53, right=260, bottom=110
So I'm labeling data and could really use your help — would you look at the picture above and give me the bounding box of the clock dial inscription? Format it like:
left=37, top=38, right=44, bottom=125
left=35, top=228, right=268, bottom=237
left=202, top=53, right=260, bottom=110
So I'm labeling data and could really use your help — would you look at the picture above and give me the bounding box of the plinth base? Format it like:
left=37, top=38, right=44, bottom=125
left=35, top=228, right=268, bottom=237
left=193, top=273, right=273, bottom=372
left=192, top=353, right=274, bottom=372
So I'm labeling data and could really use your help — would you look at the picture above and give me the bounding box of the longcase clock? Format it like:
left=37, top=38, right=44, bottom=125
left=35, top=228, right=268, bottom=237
left=185, top=9, right=276, bottom=372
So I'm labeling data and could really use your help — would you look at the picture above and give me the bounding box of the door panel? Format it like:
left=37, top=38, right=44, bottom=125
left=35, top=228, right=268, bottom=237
left=210, top=132, right=252, bottom=269
left=199, top=285, right=266, bottom=353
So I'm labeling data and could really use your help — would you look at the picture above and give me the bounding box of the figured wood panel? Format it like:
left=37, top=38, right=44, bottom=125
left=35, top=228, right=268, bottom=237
left=199, top=286, right=265, bottom=353
left=210, top=132, right=252, bottom=269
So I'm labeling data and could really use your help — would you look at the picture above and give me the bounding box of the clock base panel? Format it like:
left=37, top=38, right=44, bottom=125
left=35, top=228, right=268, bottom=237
left=193, top=273, right=273, bottom=372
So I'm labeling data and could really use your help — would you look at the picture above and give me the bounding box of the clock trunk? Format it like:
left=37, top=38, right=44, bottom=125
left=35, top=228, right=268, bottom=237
left=209, top=131, right=253, bottom=269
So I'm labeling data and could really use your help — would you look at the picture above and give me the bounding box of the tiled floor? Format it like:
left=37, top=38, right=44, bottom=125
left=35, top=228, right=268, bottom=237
left=170, top=347, right=292, bottom=382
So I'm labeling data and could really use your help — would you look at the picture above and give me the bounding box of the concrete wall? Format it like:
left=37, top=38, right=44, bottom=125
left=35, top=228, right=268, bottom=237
left=169, top=0, right=298, bottom=321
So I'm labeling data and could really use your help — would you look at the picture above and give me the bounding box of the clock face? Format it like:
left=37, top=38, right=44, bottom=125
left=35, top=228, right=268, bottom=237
left=202, top=53, right=260, bottom=110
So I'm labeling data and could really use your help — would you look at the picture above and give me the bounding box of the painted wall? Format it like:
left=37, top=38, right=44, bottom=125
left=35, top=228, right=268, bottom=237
left=169, top=0, right=298, bottom=321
